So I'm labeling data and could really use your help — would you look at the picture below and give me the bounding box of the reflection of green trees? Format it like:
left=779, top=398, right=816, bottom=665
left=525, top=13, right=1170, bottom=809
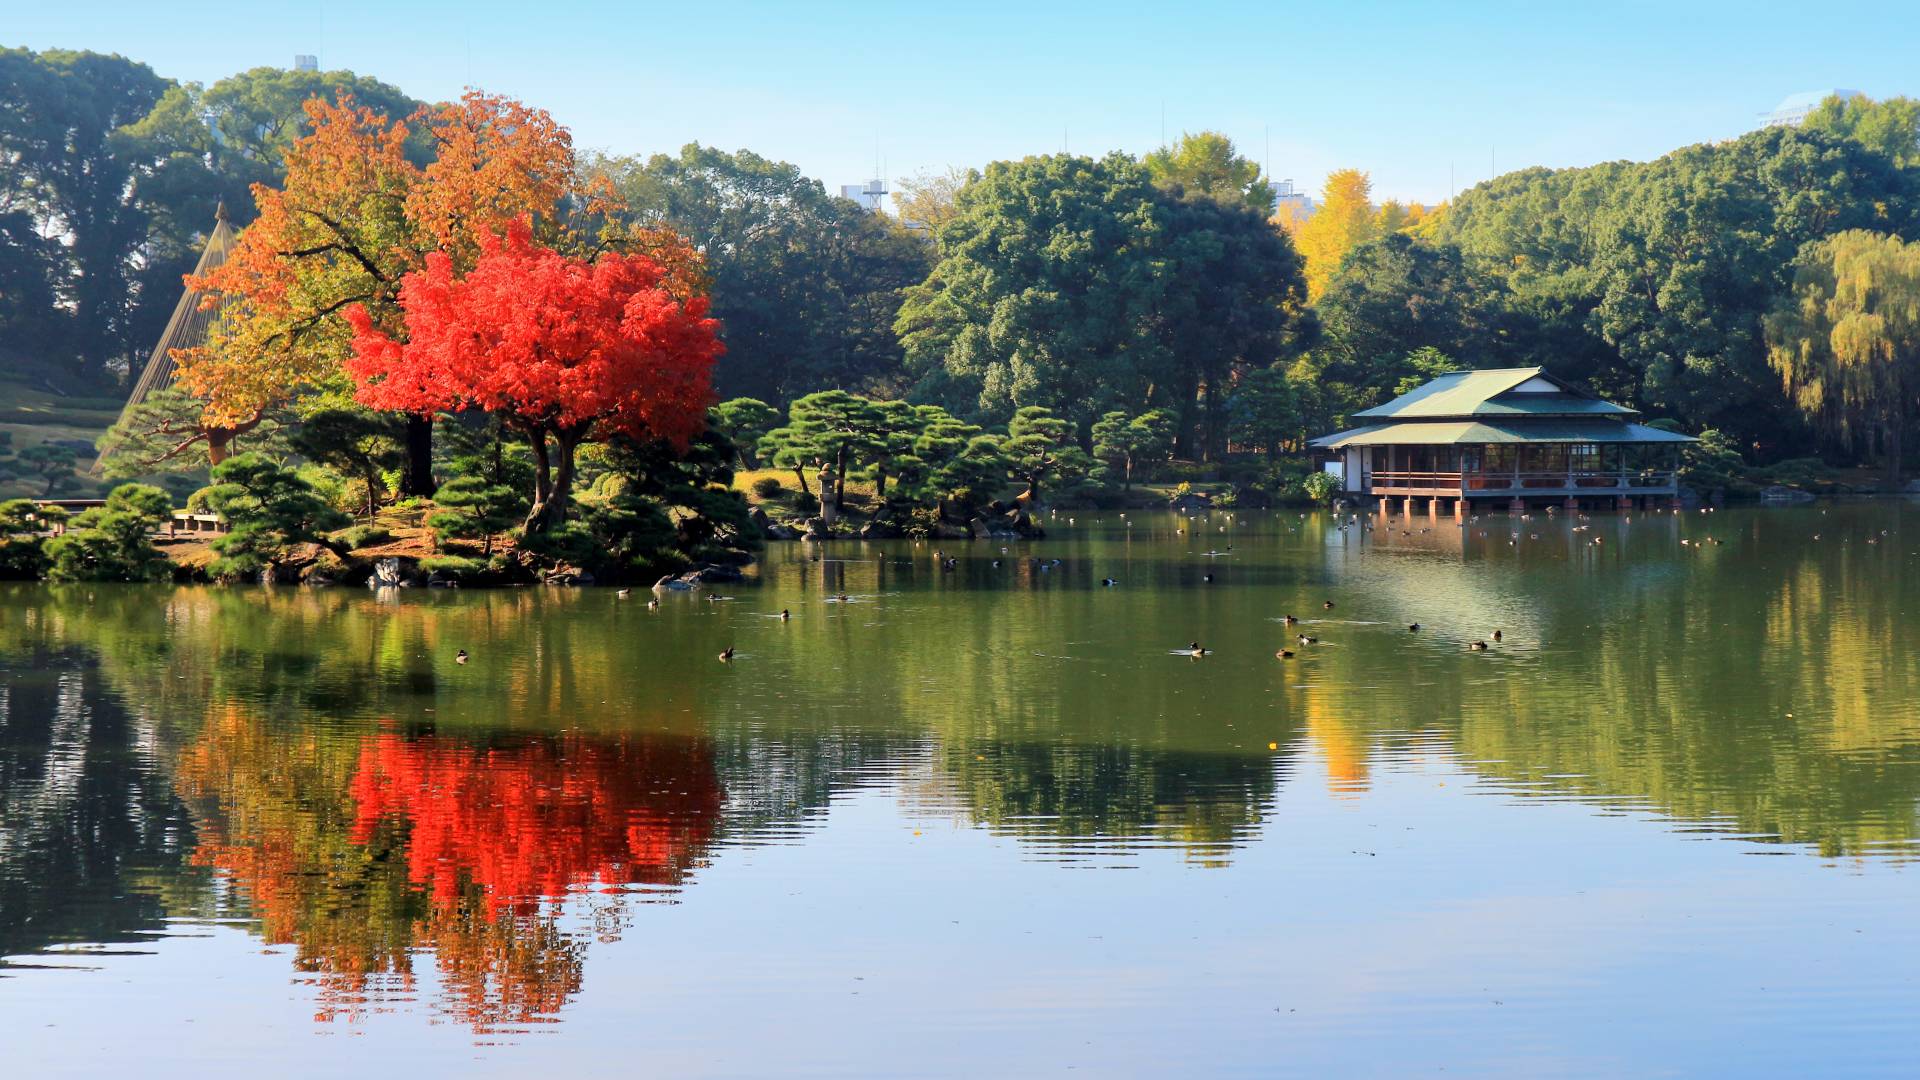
left=1311, top=508, right=1920, bottom=859
left=936, top=741, right=1279, bottom=864
left=0, top=649, right=202, bottom=958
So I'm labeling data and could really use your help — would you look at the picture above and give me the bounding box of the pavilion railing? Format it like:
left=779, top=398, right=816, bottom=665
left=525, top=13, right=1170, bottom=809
left=1368, top=470, right=1676, bottom=493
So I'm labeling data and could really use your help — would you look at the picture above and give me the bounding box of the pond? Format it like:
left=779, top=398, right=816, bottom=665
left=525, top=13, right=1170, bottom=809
left=2, top=503, right=1918, bottom=1077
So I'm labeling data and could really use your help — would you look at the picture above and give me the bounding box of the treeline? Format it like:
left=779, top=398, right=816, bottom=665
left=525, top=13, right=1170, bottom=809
left=10, top=43, right=1920, bottom=491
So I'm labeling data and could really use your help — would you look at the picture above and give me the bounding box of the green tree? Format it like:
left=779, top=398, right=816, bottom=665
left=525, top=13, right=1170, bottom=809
left=95, top=387, right=293, bottom=479
left=1395, top=346, right=1464, bottom=396
left=1226, top=366, right=1301, bottom=455
left=1003, top=407, right=1092, bottom=504
left=896, top=153, right=1169, bottom=427
left=1766, top=230, right=1920, bottom=485
left=896, top=152, right=1308, bottom=447
left=11, top=443, right=81, bottom=497
left=1091, top=410, right=1175, bottom=490
left=709, top=398, right=780, bottom=468
left=429, top=476, right=525, bottom=558
left=1433, top=125, right=1920, bottom=455
left=1802, top=93, right=1920, bottom=168
left=203, top=454, right=351, bottom=581
left=594, top=144, right=932, bottom=403
left=1313, top=233, right=1510, bottom=409
left=290, top=406, right=407, bottom=520
left=0, top=48, right=170, bottom=382
left=44, top=484, right=172, bottom=583
left=1143, top=131, right=1275, bottom=214
left=0, top=499, right=55, bottom=580
left=761, top=391, right=885, bottom=511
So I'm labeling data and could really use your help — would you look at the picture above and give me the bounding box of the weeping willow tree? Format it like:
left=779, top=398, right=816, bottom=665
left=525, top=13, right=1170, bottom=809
left=1767, top=230, right=1920, bottom=486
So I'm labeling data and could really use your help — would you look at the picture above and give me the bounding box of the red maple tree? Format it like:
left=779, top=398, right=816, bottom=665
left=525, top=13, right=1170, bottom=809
left=344, top=219, right=722, bottom=530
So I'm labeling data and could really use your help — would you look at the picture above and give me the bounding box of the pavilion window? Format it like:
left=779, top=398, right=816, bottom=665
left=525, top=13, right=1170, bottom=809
left=1569, top=442, right=1601, bottom=473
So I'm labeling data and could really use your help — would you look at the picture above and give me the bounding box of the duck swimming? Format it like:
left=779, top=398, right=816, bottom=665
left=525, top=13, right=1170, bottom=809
left=1185, top=641, right=1211, bottom=657
left=617, top=588, right=632, bottom=599
left=779, top=609, right=791, bottom=621
left=1102, top=577, right=1118, bottom=587
left=647, top=598, right=659, bottom=610
left=1276, top=649, right=1295, bottom=659
left=1408, top=623, right=1421, bottom=632
left=1283, top=614, right=1298, bottom=625
left=455, top=649, right=469, bottom=665
left=1297, top=634, right=1319, bottom=645
left=718, top=646, right=735, bottom=662
left=1323, top=600, right=1335, bottom=610
left=1492, top=629, right=1503, bottom=642
left=1469, top=641, right=1488, bottom=651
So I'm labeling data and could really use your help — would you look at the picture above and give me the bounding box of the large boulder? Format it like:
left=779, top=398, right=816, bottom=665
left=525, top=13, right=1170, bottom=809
left=1168, top=491, right=1213, bottom=512
left=930, top=521, right=972, bottom=540
left=860, top=518, right=903, bottom=540
left=679, top=563, right=745, bottom=585
left=1759, top=484, right=1816, bottom=504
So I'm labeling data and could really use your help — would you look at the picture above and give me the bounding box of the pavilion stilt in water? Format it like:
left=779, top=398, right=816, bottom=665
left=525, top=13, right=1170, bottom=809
left=94, top=203, right=238, bottom=473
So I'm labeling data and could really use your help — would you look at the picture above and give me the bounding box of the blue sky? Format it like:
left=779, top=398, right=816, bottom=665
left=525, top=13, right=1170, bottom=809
left=9, top=0, right=1916, bottom=205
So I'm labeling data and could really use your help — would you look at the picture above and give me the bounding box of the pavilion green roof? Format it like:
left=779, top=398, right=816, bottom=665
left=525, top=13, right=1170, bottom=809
left=1352, top=367, right=1638, bottom=420
left=1309, top=419, right=1697, bottom=449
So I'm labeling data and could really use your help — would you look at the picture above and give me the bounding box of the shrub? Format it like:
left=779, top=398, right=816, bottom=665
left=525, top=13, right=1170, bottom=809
left=0, top=499, right=50, bottom=580
left=429, top=475, right=524, bottom=556
left=792, top=490, right=820, bottom=514
left=750, top=476, right=784, bottom=499
left=419, top=554, right=485, bottom=580
left=1301, top=471, right=1339, bottom=505
left=44, top=484, right=173, bottom=583
left=340, top=524, right=394, bottom=550
left=203, top=455, right=351, bottom=581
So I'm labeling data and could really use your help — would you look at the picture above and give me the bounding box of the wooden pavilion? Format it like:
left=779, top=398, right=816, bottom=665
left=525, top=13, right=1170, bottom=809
left=1310, top=367, right=1695, bottom=516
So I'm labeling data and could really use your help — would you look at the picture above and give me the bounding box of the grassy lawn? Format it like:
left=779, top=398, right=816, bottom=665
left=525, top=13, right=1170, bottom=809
left=0, top=374, right=121, bottom=499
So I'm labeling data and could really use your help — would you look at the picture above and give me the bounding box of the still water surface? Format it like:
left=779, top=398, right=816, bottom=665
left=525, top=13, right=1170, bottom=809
left=2, top=505, right=1917, bottom=1077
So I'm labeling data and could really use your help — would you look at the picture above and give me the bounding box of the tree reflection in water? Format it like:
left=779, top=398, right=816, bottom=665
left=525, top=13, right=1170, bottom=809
left=178, top=710, right=721, bottom=1030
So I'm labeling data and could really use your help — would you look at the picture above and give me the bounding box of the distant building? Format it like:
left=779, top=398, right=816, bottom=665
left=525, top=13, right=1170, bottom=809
left=839, top=179, right=887, bottom=212
left=1310, top=367, right=1694, bottom=514
left=293, top=54, right=318, bottom=72
left=1270, top=178, right=1315, bottom=230
left=1763, top=89, right=1861, bottom=128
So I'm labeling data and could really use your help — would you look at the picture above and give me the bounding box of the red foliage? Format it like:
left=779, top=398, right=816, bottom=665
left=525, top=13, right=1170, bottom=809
left=348, top=732, right=723, bottom=914
left=343, top=219, right=721, bottom=448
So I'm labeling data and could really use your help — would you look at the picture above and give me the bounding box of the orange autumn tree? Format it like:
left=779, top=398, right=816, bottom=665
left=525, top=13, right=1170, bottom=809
left=175, top=91, right=580, bottom=483
left=345, top=220, right=722, bottom=532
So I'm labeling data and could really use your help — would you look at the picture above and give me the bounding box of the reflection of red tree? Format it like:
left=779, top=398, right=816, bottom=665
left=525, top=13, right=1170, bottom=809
left=349, top=733, right=723, bottom=916
left=181, top=714, right=723, bottom=1032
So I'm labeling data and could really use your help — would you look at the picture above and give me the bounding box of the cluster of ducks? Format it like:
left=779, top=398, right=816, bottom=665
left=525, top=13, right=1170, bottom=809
left=1184, top=602, right=1507, bottom=661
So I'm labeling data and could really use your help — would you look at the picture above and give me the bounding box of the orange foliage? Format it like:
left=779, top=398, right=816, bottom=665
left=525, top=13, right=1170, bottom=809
left=348, top=731, right=723, bottom=915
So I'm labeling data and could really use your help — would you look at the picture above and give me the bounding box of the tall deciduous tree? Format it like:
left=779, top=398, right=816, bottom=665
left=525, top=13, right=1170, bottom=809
left=181, top=91, right=581, bottom=491
left=344, top=221, right=722, bottom=532
left=1767, top=230, right=1920, bottom=485
left=1291, top=169, right=1377, bottom=301
left=0, top=48, right=170, bottom=382
left=594, top=144, right=931, bottom=403
left=891, top=166, right=975, bottom=242
left=1144, top=131, right=1274, bottom=214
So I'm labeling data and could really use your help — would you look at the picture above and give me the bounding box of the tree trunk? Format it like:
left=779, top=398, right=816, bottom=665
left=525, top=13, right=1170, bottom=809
left=526, top=427, right=584, bottom=534
left=523, top=430, right=554, bottom=532
left=363, top=467, right=381, bottom=521
left=401, top=414, right=435, bottom=496
left=207, top=430, right=233, bottom=466
left=1887, top=413, right=1905, bottom=490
